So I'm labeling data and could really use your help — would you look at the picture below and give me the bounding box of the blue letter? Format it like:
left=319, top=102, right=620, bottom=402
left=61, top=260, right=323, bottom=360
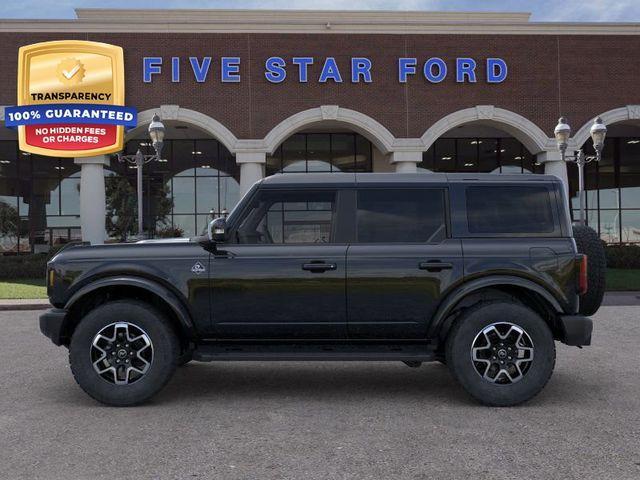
left=487, top=58, right=508, bottom=83
left=351, top=57, right=372, bottom=83
left=171, top=57, right=180, bottom=83
left=424, top=58, right=447, bottom=83
left=221, top=57, right=241, bottom=83
left=265, top=57, right=286, bottom=83
left=319, top=57, right=342, bottom=83
left=292, top=57, right=314, bottom=82
left=189, top=57, right=211, bottom=83
left=143, top=57, right=162, bottom=83
left=398, top=58, right=416, bottom=83
left=456, top=58, right=477, bottom=83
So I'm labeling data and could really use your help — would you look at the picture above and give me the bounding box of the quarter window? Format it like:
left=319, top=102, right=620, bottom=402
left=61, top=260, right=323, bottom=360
left=466, top=186, right=555, bottom=234
left=237, top=190, right=335, bottom=244
left=356, top=189, right=447, bottom=243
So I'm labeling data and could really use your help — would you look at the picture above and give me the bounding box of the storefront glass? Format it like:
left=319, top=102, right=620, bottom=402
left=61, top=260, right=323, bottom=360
left=267, top=133, right=373, bottom=175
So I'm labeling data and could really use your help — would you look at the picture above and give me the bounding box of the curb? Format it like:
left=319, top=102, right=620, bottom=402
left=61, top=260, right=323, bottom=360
left=0, top=300, right=51, bottom=311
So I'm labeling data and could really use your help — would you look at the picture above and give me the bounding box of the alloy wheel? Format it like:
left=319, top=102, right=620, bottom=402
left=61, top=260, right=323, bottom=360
left=470, top=322, right=534, bottom=384
left=90, top=322, right=154, bottom=385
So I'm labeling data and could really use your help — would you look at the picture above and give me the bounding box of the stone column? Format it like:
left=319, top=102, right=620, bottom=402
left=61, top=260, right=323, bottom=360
left=537, top=151, right=570, bottom=213
left=237, top=152, right=266, bottom=196
left=74, top=155, right=109, bottom=245
left=390, top=151, right=422, bottom=173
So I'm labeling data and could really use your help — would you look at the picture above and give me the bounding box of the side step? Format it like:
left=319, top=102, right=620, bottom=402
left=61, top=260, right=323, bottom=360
left=192, top=342, right=437, bottom=362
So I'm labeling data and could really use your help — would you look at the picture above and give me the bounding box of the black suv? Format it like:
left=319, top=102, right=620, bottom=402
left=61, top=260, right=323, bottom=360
left=40, top=173, right=598, bottom=407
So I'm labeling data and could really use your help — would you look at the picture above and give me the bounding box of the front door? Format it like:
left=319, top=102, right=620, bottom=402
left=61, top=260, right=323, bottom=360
left=211, top=188, right=347, bottom=339
left=347, top=187, right=464, bottom=339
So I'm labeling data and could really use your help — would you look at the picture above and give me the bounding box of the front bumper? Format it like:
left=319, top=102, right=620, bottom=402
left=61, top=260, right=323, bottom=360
left=558, top=315, right=593, bottom=346
left=39, top=308, right=68, bottom=346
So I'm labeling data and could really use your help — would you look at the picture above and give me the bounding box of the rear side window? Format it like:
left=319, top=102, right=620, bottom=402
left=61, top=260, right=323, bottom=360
left=357, top=189, right=446, bottom=243
left=466, top=186, right=555, bottom=234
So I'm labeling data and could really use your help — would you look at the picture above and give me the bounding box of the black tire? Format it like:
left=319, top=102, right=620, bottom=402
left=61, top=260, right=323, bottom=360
left=69, top=300, right=179, bottom=406
left=445, top=301, right=556, bottom=407
left=572, top=224, right=606, bottom=316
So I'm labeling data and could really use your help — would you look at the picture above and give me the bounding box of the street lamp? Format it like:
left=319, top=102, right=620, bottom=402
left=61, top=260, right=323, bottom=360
left=117, top=113, right=166, bottom=238
left=554, top=116, right=607, bottom=225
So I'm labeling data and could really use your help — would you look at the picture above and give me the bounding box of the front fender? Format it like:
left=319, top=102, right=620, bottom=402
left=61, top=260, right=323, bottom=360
left=64, top=276, right=196, bottom=338
left=428, top=275, right=565, bottom=338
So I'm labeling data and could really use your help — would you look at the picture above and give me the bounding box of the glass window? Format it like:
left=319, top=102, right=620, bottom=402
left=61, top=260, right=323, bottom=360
left=356, top=189, right=446, bottom=243
left=466, top=186, right=555, bottom=234
left=306, top=134, right=331, bottom=172
left=434, top=138, right=456, bottom=172
left=237, top=190, right=335, bottom=244
left=282, top=135, right=306, bottom=173
left=457, top=138, right=479, bottom=171
left=332, top=134, right=355, bottom=172
left=172, top=177, right=195, bottom=214
left=478, top=139, right=499, bottom=172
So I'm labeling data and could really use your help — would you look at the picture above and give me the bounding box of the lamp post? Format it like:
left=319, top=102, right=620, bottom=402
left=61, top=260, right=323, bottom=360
left=117, top=114, right=165, bottom=238
left=554, top=116, right=607, bottom=225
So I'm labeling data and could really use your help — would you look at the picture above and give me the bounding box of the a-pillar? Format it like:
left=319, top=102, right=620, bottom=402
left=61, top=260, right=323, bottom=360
left=538, top=151, right=570, bottom=213
left=74, top=155, right=109, bottom=245
left=237, top=152, right=266, bottom=196
left=390, top=151, right=422, bottom=173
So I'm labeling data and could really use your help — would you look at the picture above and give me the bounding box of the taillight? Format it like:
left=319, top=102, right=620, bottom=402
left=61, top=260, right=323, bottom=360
left=578, top=255, right=588, bottom=295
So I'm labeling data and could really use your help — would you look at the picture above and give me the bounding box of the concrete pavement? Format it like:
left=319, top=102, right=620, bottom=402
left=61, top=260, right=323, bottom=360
left=0, top=307, right=639, bottom=479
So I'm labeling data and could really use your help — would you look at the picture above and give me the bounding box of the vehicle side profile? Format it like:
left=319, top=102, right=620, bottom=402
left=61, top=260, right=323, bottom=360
left=39, top=173, right=600, bottom=407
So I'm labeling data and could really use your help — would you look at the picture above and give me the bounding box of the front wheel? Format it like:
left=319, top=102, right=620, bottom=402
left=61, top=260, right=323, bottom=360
left=445, top=301, right=556, bottom=407
left=69, top=300, right=179, bottom=406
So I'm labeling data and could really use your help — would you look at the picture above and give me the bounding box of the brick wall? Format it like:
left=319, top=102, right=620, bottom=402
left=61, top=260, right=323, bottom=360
left=0, top=32, right=638, bottom=140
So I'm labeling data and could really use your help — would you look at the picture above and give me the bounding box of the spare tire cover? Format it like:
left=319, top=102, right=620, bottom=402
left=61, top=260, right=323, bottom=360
left=572, top=224, right=606, bottom=316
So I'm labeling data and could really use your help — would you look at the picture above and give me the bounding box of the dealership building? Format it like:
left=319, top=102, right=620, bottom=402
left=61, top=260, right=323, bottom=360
left=0, top=8, right=640, bottom=251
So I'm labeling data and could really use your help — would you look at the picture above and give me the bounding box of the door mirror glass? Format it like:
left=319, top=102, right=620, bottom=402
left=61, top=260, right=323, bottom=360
left=208, top=217, right=227, bottom=243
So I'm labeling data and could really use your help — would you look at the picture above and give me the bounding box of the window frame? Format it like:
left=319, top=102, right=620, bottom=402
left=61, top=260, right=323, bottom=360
left=229, top=187, right=349, bottom=245
left=453, top=183, right=562, bottom=238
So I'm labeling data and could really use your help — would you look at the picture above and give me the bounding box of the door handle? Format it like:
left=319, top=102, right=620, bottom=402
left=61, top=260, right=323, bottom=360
left=418, top=261, right=453, bottom=272
left=302, top=262, right=337, bottom=273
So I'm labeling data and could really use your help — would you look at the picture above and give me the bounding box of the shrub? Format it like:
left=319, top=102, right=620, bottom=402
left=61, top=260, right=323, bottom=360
left=0, top=243, right=74, bottom=280
left=605, top=244, right=640, bottom=269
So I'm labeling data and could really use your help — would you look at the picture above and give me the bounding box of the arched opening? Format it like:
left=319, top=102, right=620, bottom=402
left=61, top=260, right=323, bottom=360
left=418, top=123, right=543, bottom=175
left=117, top=120, right=240, bottom=239
left=569, top=120, right=640, bottom=244
left=263, top=106, right=396, bottom=175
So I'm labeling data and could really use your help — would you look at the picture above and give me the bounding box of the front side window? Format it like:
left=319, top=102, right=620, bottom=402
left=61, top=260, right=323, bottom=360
left=356, top=189, right=447, bottom=243
left=466, top=186, right=555, bottom=234
left=237, top=190, right=335, bottom=244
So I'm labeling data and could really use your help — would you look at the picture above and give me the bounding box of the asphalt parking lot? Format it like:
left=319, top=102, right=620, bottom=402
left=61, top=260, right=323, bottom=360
left=1, top=308, right=639, bottom=480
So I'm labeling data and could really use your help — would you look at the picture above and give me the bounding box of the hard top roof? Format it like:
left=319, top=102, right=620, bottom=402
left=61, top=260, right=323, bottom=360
left=259, top=172, right=561, bottom=187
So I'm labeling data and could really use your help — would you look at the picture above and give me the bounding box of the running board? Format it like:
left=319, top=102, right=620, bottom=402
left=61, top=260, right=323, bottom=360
left=192, top=343, right=437, bottom=362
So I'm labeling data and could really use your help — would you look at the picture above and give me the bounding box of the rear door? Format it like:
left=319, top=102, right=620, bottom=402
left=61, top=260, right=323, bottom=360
left=346, top=187, right=464, bottom=339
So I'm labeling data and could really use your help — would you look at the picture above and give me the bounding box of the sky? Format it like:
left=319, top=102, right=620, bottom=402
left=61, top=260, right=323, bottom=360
left=0, top=0, right=639, bottom=22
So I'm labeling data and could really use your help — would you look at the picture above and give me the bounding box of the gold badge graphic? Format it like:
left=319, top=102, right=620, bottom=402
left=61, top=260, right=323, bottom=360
left=56, top=58, right=85, bottom=85
left=15, top=40, right=126, bottom=157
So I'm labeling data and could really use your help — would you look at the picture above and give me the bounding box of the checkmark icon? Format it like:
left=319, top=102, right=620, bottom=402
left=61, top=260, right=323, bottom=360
left=62, top=64, right=80, bottom=79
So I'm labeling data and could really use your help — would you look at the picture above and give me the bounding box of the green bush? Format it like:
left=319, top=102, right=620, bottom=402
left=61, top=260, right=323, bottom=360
left=0, top=244, right=69, bottom=280
left=605, top=244, right=640, bottom=269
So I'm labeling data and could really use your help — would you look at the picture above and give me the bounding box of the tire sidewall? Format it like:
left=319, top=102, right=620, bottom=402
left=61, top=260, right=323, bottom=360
left=446, top=302, right=556, bottom=407
left=69, top=301, right=178, bottom=406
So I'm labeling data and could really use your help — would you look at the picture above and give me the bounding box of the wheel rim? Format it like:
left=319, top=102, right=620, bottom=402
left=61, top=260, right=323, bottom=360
left=90, top=322, right=154, bottom=385
left=471, top=322, right=534, bottom=385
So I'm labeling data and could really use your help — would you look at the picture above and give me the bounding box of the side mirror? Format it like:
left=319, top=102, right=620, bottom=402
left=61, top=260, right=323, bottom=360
left=208, top=217, right=227, bottom=243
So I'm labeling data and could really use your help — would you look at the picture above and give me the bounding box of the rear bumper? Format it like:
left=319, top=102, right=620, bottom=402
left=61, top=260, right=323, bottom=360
left=39, top=308, right=68, bottom=346
left=558, top=315, right=593, bottom=346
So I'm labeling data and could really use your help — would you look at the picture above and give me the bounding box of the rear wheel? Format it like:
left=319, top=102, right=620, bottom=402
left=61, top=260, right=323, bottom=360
left=445, top=301, right=555, bottom=407
left=69, top=300, right=179, bottom=406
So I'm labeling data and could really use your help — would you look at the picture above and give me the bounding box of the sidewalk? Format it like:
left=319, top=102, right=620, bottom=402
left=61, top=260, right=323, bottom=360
left=1, top=292, right=640, bottom=311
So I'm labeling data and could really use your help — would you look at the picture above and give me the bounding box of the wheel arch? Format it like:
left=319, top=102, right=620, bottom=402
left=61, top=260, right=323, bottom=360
left=430, top=276, right=565, bottom=341
left=60, top=276, right=196, bottom=346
